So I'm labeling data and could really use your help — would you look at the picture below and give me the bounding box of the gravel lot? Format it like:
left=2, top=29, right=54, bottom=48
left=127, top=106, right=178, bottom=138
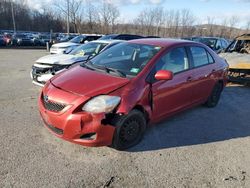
left=0, top=49, right=250, bottom=188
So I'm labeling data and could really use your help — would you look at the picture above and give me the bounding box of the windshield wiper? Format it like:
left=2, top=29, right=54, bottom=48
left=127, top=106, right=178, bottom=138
left=81, top=61, right=126, bottom=78
left=105, top=67, right=126, bottom=78
left=80, top=61, right=96, bottom=70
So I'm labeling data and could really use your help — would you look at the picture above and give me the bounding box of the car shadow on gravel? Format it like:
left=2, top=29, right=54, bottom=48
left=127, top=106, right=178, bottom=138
left=129, top=86, right=250, bottom=152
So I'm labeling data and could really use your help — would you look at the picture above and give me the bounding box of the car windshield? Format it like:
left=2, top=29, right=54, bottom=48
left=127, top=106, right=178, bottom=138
left=198, top=38, right=217, bottom=49
left=70, top=42, right=108, bottom=56
left=226, top=39, right=250, bottom=53
left=60, top=36, right=70, bottom=41
left=87, top=42, right=162, bottom=77
left=70, top=35, right=86, bottom=43
left=99, top=34, right=117, bottom=40
left=192, top=38, right=202, bottom=42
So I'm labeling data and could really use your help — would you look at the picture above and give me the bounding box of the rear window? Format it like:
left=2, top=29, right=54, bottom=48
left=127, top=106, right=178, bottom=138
left=190, top=47, right=211, bottom=67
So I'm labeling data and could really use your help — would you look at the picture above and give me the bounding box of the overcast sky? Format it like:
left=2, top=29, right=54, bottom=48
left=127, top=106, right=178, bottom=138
left=25, top=0, right=250, bottom=28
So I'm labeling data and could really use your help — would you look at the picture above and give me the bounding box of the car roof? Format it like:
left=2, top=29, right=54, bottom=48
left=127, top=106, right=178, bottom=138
left=236, top=34, right=250, bottom=40
left=128, top=38, right=199, bottom=48
left=89, top=39, right=124, bottom=44
left=80, top=34, right=102, bottom=36
left=199, top=37, right=225, bottom=40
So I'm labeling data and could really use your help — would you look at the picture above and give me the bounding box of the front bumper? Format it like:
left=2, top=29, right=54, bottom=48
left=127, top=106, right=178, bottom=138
left=30, top=70, right=53, bottom=87
left=38, top=91, right=116, bottom=147
left=31, top=65, right=66, bottom=87
left=50, top=47, right=66, bottom=54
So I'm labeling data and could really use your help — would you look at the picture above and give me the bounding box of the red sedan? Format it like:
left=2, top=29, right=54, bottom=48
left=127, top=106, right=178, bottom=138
left=38, top=39, right=228, bottom=150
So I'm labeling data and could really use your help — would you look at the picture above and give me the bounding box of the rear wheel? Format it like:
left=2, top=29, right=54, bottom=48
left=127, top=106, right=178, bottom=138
left=111, top=110, right=146, bottom=150
left=205, top=82, right=223, bottom=108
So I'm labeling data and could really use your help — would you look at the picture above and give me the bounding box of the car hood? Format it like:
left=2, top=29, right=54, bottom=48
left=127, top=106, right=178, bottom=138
left=36, top=54, right=88, bottom=65
left=220, top=52, right=250, bottom=69
left=51, top=66, right=130, bottom=97
left=52, top=42, right=78, bottom=48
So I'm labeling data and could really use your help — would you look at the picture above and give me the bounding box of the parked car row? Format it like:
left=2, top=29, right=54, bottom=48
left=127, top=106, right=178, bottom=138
left=49, top=34, right=161, bottom=54
left=0, top=31, right=81, bottom=46
left=32, top=39, right=123, bottom=86
left=182, top=36, right=230, bottom=53
left=32, top=35, right=229, bottom=150
left=0, top=31, right=159, bottom=47
left=49, top=34, right=102, bottom=54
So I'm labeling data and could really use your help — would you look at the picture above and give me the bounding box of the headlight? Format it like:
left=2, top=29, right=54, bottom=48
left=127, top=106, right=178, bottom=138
left=52, top=64, right=67, bottom=72
left=82, top=95, right=121, bottom=113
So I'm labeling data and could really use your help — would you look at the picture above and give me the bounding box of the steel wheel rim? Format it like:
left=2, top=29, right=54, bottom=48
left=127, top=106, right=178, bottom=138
left=119, top=118, right=141, bottom=145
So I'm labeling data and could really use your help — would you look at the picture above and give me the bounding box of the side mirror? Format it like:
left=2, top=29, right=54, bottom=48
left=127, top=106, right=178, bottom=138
left=217, top=49, right=223, bottom=54
left=215, top=46, right=221, bottom=50
left=155, top=70, right=173, bottom=81
left=86, top=54, right=95, bottom=60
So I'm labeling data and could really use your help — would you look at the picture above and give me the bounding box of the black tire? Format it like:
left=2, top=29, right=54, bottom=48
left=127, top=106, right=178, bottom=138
left=205, top=82, right=223, bottom=108
left=111, top=110, right=146, bottom=150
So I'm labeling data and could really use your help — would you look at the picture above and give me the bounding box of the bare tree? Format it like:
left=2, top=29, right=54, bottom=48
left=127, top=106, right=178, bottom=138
left=173, top=10, right=180, bottom=37
left=54, top=0, right=83, bottom=33
left=164, top=10, right=175, bottom=37
left=99, top=2, right=120, bottom=34
left=134, top=7, right=165, bottom=36
left=180, top=9, right=195, bottom=37
left=84, top=2, right=100, bottom=33
left=246, top=20, right=250, bottom=33
left=206, top=16, right=215, bottom=36
left=153, top=7, right=164, bottom=36
left=228, top=16, right=239, bottom=38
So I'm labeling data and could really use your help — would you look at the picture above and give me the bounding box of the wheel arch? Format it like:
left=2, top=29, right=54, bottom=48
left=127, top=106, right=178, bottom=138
left=218, top=79, right=225, bottom=90
left=132, top=105, right=150, bottom=124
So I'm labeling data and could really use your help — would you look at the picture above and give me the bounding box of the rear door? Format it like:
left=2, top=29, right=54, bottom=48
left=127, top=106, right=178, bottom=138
left=188, top=46, right=217, bottom=104
left=150, top=47, right=194, bottom=121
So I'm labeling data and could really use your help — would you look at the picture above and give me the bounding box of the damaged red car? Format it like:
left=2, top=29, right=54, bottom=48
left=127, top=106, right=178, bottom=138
left=39, top=39, right=228, bottom=150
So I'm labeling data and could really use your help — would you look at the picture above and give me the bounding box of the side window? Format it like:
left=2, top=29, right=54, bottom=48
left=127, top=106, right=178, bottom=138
left=87, top=36, right=95, bottom=41
left=117, top=35, right=126, bottom=40
left=207, top=52, right=214, bottom=64
left=190, top=47, right=209, bottom=67
left=215, top=40, right=222, bottom=50
left=221, top=40, right=228, bottom=49
left=155, top=47, right=189, bottom=74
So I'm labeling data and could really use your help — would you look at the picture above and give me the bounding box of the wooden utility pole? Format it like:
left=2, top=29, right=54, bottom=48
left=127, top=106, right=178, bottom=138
left=11, top=2, right=16, bottom=34
left=67, top=0, right=70, bottom=35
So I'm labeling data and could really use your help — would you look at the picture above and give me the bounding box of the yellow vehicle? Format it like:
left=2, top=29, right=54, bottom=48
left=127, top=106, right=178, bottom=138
left=220, top=34, right=250, bottom=84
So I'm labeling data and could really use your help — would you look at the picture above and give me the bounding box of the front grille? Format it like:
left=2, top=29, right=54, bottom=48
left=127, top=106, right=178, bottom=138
left=32, top=65, right=51, bottom=74
left=42, top=93, right=66, bottom=112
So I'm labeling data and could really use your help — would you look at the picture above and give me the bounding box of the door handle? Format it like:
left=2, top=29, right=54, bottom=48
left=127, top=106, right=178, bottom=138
left=186, top=76, right=192, bottom=82
left=211, top=69, right=216, bottom=73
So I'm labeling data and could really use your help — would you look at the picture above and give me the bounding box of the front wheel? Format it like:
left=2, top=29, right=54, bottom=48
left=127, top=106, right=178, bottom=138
left=205, top=82, right=223, bottom=108
left=111, top=110, right=146, bottom=150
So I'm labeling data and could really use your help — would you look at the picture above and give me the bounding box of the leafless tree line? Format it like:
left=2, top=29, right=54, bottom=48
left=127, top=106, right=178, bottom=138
left=0, top=0, right=64, bottom=32
left=0, top=0, right=249, bottom=39
left=132, top=8, right=249, bottom=39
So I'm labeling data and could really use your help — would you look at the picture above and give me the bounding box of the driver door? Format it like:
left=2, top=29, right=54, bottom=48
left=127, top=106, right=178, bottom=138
left=150, top=47, right=194, bottom=122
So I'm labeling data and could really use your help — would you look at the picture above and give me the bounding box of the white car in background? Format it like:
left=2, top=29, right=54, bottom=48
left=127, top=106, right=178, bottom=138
left=31, top=40, right=123, bottom=86
left=49, top=34, right=102, bottom=54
